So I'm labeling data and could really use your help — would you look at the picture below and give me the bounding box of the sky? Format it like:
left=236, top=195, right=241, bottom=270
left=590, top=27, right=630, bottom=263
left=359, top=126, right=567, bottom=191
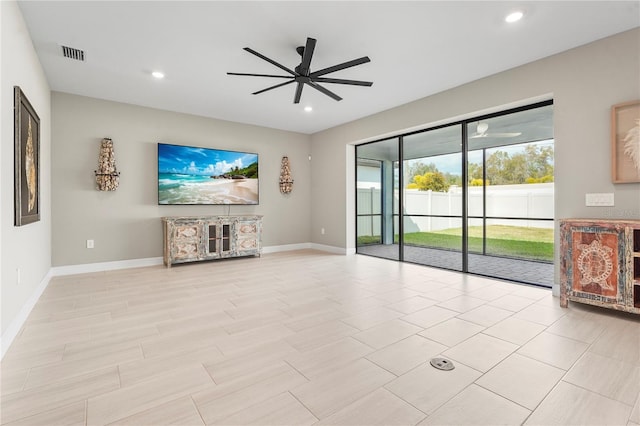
left=158, top=143, right=258, bottom=176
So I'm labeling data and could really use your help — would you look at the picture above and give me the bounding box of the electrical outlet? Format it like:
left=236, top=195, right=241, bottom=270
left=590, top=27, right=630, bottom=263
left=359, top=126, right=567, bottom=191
left=86, top=239, right=94, bottom=249
left=321, top=227, right=325, bottom=235
left=16, top=268, right=20, bottom=285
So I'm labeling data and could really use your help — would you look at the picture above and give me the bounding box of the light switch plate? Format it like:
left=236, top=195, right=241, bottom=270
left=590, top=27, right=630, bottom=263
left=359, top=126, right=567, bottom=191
left=585, top=193, right=614, bottom=207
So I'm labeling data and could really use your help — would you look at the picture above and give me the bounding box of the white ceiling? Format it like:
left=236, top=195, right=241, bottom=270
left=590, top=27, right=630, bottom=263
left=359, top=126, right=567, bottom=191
left=18, top=1, right=640, bottom=135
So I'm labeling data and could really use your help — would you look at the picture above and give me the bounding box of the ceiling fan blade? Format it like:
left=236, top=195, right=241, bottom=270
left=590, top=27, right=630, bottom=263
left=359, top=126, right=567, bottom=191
left=252, top=79, right=295, bottom=95
left=310, top=56, right=371, bottom=77
left=227, top=72, right=293, bottom=79
left=313, top=77, right=373, bottom=86
left=293, top=82, right=304, bottom=104
left=243, top=47, right=296, bottom=76
left=298, top=38, right=316, bottom=76
left=306, top=81, right=342, bottom=101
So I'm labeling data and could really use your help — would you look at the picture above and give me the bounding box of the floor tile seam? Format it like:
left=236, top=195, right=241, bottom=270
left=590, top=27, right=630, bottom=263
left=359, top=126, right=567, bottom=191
left=400, top=306, right=460, bottom=328
left=285, top=390, right=320, bottom=423
left=386, top=373, right=477, bottom=420
left=13, top=359, right=135, bottom=395
left=556, top=379, right=637, bottom=411
left=282, top=358, right=314, bottom=382
left=562, top=357, right=640, bottom=406
left=200, top=361, right=220, bottom=386
left=0, top=368, right=31, bottom=399
left=561, top=378, right=640, bottom=411
left=513, top=349, right=579, bottom=373
left=472, top=380, right=536, bottom=413
left=472, top=350, right=568, bottom=406
left=418, top=325, right=486, bottom=349
left=479, top=322, right=547, bottom=347
left=361, top=331, right=438, bottom=358
left=103, top=393, right=201, bottom=426
left=0, top=398, right=88, bottom=426
left=186, top=394, right=207, bottom=426
left=283, top=315, right=348, bottom=333
left=298, top=382, right=389, bottom=422
left=378, top=384, right=431, bottom=422
left=453, top=310, right=517, bottom=328
left=515, top=313, right=567, bottom=330
left=195, top=361, right=307, bottom=409
left=543, top=328, right=602, bottom=348
left=570, top=346, right=640, bottom=371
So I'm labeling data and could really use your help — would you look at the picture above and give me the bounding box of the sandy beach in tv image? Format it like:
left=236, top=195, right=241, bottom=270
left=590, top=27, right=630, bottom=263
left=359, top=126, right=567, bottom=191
left=158, top=143, right=258, bottom=205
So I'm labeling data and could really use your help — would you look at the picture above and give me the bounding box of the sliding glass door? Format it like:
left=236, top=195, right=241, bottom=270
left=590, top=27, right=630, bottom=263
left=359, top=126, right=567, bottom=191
left=466, top=104, right=554, bottom=284
left=402, top=125, right=463, bottom=271
left=355, top=101, right=554, bottom=287
left=356, top=138, right=400, bottom=261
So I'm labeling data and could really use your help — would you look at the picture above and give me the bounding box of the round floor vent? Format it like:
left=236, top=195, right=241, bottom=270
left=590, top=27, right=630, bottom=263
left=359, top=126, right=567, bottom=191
left=430, top=357, right=455, bottom=371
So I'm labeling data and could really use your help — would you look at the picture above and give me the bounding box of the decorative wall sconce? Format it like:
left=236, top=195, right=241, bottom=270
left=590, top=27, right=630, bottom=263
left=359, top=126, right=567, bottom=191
left=94, top=138, right=120, bottom=191
left=279, top=156, right=293, bottom=194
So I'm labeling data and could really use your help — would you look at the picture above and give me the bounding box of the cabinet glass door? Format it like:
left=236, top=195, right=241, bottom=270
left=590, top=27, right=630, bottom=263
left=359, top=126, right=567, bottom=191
left=208, top=225, right=217, bottom=254
left=221, top=224, right=231, bottom=253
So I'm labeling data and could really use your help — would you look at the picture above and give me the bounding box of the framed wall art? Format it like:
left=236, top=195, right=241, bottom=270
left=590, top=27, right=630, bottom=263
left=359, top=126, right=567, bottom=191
left=611, top=100, right=640, bottom=183
left=14, top=86, right=40, bottom=226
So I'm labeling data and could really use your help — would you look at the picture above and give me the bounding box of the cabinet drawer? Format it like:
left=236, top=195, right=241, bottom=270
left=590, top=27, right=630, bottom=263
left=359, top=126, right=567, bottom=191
left=174, top=224, right=200, bottom=239
left=172, top=240, right=200, bottom=260
left=237, top=222, right=258, bottom=236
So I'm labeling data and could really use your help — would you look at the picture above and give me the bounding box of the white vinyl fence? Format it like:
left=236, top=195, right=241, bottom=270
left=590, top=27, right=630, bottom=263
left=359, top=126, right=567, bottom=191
left=357, top=183, right=553, bottom=237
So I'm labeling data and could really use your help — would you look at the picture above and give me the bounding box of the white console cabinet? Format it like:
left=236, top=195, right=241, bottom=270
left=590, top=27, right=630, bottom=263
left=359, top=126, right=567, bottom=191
left=162, top=215, right=262, bottom=267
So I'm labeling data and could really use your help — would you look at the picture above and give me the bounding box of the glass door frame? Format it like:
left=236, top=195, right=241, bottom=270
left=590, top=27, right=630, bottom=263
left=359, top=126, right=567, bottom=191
left=355, top=99, right=554, bottom=283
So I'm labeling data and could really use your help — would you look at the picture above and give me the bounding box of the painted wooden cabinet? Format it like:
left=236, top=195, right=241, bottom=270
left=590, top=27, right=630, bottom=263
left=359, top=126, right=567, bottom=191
left=560, top=219, right=640, bottom=314
left=162, top=215, right=262, bottom=267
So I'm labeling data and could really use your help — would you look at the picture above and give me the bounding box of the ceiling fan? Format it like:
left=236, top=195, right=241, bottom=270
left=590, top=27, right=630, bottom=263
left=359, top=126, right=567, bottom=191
left=227, top=37, right=372, bottom=104
left=470, top=122, right=522, bottom=138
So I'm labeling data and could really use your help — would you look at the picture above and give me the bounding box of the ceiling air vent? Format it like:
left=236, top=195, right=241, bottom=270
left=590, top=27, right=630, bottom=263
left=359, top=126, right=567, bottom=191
left=61, top=45, right=85, bottom=61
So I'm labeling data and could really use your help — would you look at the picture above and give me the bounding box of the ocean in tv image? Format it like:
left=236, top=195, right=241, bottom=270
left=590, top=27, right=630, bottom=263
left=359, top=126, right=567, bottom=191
left=158, top=143, right=258, bottom=205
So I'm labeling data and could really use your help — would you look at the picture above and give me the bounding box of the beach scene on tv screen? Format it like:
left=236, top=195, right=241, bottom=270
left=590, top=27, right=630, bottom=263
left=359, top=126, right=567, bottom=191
left=158, top=143, right=258, bottom=205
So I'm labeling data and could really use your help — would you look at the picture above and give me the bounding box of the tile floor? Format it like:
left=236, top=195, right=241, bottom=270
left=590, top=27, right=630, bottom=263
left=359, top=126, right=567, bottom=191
left=1, top=249, right=639, bottom=425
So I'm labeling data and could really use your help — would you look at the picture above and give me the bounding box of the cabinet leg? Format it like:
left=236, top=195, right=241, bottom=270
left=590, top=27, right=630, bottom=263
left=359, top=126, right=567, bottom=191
left=560, top=294, right=568, bottom=308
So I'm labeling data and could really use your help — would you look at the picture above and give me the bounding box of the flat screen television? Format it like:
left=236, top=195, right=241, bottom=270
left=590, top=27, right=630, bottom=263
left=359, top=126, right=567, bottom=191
left=158, top=143, right=259, bottom=205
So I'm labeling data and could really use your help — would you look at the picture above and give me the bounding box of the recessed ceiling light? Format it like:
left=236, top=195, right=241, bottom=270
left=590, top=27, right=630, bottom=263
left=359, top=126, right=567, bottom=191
left=304, top=106, right=313, bottom=112
left=505, top=11, right=524, bottom=23
left=151, top=71, right=165, bottom=79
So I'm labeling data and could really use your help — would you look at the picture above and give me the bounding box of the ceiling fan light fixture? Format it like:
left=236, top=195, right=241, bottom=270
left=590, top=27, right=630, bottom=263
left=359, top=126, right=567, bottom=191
left=304, top=106, right=313, bottom=112
left=505, top=11, right=524, bottom=23
left=477, top=122, right=489, bottom=134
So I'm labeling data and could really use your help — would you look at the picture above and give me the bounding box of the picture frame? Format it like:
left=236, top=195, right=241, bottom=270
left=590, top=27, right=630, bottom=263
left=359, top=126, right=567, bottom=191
left=611, top=100, right=640, bottom=183
left=14, top=86, right=41, bottom=226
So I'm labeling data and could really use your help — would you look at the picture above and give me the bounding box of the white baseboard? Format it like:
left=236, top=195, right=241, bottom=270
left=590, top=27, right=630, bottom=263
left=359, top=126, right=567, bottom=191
left=50, top=243, right=350, bottom=277
left=1, top=270, right=53, bottom=359
left=50, top=257, right=164, bottom=276
left=309, top=243, right=351, bottom=255
left=262, top=243, right=312, bottom=254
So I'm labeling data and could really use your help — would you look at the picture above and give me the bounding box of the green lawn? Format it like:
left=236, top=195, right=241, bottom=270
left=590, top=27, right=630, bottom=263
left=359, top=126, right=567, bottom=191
left=358, top=225, right=553, bottom=262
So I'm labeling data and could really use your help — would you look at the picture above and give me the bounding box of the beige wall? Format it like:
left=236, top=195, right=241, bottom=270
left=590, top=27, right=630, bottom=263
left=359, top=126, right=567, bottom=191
left=310, top=28, right=640, bottom=287
left=1, top=1, right=52, bottom=340
left=51, top=93, right=311, bottom=266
